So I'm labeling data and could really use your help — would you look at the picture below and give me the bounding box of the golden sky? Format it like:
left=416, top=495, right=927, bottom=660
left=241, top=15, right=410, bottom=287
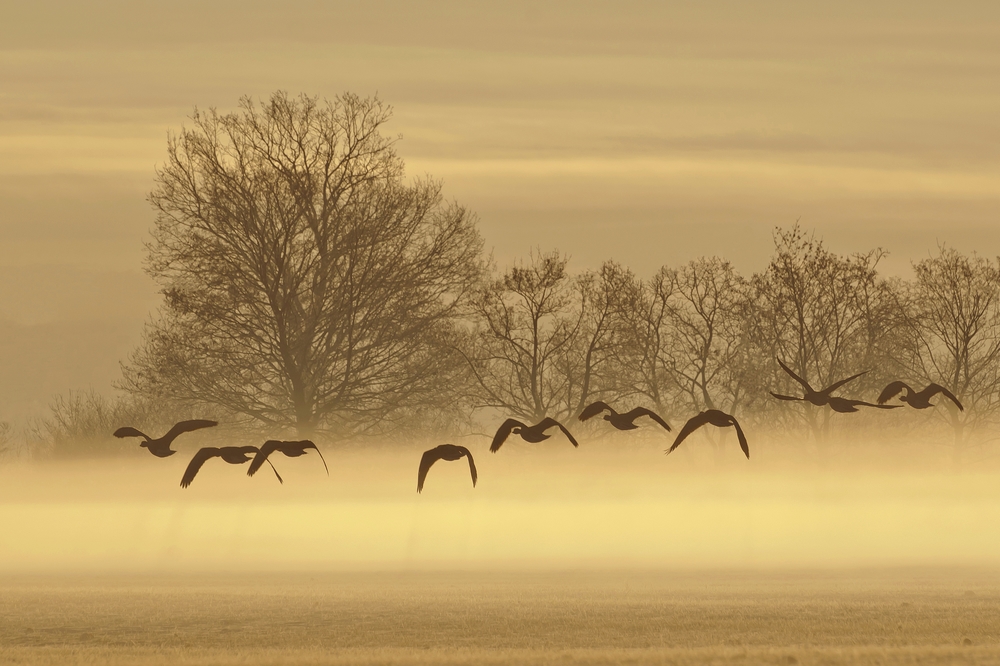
left=0, top=1, right=999, bottom=420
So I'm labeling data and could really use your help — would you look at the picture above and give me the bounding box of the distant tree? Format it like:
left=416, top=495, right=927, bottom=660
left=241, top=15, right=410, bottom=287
left=555, top=261, right=637, bottom=417
left=24, top=390, right=178, bottom=458
left=460, top=251, right=577, bottom=422
left=613, top=269, right=672, bottom=414
left=460, top=252, right=631, bottom=422
left=661, top=258, right=752, bottom=415
left=617, top=258, right=751, bottom=418
left=0, top=421, right=11, bottom=456
left=894, top=247, right=1000, bottom=456
left=747, top=225, right=902, bottom=438
left=123, top=92, right=483, bottom=437
left=610, top=255, right=754, bottom=455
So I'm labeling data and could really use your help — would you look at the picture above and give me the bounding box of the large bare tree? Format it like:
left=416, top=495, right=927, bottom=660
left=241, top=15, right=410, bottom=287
left=123, top=92, right=483, bottom=437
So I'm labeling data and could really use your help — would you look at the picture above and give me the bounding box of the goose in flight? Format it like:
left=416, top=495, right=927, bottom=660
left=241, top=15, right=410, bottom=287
left=417, top=444, right=477, bottom=493
left=578, top=401, right=671, bottom=432
left=770, top=357, right=867, bottom=407
left=490, top=417, right=579, bottom=453
left=877, top=381, right=964, bottom=411
left=113, top=419, right=218, bottom=458
left=666, top=410, right=749, bottom=459
left=246, top=440, right=329, bottom=479
left=180, top=446, right=282, bottom=488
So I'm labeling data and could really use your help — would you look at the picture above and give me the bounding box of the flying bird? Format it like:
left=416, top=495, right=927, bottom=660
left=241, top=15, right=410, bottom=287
left=877, top=381, right=964, bottom=411
left=770, top=357, right=867, bottom=407
left=578, top=401, right=671, bottom=432
left=416, top=444, right=477, bottom=493
left=180, top=446, right=282, bottom=488
left=827, top=396, right=901, bottom=413
left=666, top=409, right=749, bottom=459
left=113, top=419, right=218, bottom=457
left=490, top=417, right=579, bottom=453
left=246, top=440, right=329, bottom=479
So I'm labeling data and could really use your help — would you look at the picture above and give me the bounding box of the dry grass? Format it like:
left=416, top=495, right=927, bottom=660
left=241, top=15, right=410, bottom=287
left=0, top=570, right=998, bottom=665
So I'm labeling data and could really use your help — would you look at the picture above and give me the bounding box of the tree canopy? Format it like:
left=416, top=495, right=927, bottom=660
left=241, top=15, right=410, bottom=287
left=124, top=92, right=483, bottom=436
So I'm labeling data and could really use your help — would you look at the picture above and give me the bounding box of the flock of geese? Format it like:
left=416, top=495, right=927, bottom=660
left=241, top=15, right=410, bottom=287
left=112, top=423, right=329, bottom=488
left=113, top=358, right=964, bottom=492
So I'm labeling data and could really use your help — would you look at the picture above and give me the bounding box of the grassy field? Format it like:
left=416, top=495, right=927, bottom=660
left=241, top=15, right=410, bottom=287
left=0, top=569, right=998, bottom=665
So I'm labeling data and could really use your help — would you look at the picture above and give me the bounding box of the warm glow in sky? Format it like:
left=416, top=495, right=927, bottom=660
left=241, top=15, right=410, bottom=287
left=1, top=0, right=999, bottom=423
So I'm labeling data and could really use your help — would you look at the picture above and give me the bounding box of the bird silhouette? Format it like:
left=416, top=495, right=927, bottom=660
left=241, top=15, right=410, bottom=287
left=246, top=440, right=328, bottom=479
left=180, top=446, right=282, bottom=488
left=827, top=396, right=901, bottom=413
left=770, top=357, right=867, bottom=407
left=877, top=381, right=964, bottom=411
left=666, top=409, right=749, bottom=459
left=417, top=444, right=478, bottom=493
left=578, top=401, right=671, bottom=432
left=490, top=417, right=579, bottom=452
left=113, top=419, right=218, bottom=458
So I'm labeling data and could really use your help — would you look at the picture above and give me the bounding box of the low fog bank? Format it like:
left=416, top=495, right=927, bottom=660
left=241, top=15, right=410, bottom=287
left=1, top=434, right=999, bottom=575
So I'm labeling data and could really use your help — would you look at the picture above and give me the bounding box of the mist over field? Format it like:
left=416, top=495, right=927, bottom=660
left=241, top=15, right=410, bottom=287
left=4, top=437, right=1000, bottom=665
left=2, top=436, right=999, bottom=574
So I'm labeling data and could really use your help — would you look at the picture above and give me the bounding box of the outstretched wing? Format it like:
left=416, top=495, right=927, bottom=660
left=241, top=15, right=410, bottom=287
left=538, top=417, right=579, bottom=447
left=666, top=412, right=710, bottom=454
left=247, top=440, right=281, bottom=477
left=770, top=392, right=803, bottom=402
left=458, top=446, right=478, bottom=487
left=820, top=370, right=868, bottom=395
left=628, top=407, right=671, bottom=432
left=416, top=447, right=443, bottom=493
left=776, top=357, right=814, bottom=393
left=578, top=401, right=613, bottom=421
left=162, top=419, right=219, bottom=444
left=113, top=426, right=149, bottom=440
left=728, top=415, right=750, bottom=459
left=180, top=447, right=220, bottom=488
left=299, top=440, right=330, bottom=475
left=490, top=419, right=525, bottom=452
left=926, top=384, right=964, bottom=411
left=877, top=381, right=911, bottom=405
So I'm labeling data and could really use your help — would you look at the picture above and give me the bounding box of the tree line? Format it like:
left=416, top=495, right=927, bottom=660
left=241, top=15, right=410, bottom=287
left=17, top=92, right=1000, bottom=458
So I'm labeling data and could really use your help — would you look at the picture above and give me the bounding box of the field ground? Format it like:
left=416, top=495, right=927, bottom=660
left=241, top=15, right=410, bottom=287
left=1, top=569, right=999, bottom=665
